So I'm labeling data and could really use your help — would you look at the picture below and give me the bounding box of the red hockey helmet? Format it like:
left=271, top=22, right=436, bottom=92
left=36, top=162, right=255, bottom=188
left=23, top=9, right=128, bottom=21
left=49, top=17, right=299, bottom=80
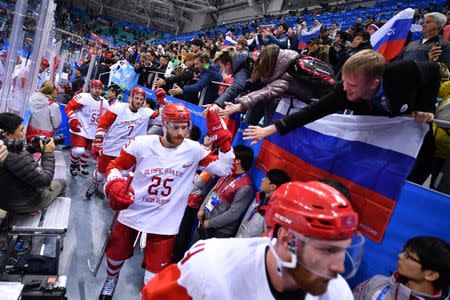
left=162, top=102, right=190, bottom=123
left=90, top=79, right=104, bottom=88
left=41, top=57, right=50, bottom=68
left=131, top=87, right=146, bottom=97
left=265, top=181, right=358, bottom=240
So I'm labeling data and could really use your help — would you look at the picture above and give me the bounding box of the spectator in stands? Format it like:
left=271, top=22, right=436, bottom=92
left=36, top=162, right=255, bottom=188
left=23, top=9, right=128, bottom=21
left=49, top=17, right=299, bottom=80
left=71, top=67, right=85, bottom=94
left=190, top=39, right=203, bottom=54
left=135, top=52, right=158, bottom=88
left=266, top=23, right=289, bottom=49
left=95, top=58, right=114, bottom=87
left=329, top=30, right=351, bottom=74
left=400, top=12, right=450, bottom=70
left=308, top=38, right=330, bottom=65
left=354, top=236, right=450, bottom=300
left=236, top=169, right=290, bottom=238
left=212, top=47, right=251, bottom=108
left=26, top=81, right=62, bottom=143
left=287, top=27, right=300, bottom=51
left=350, top=30, right=373, bottom=54
left=330, top=23, right=339, bottom=39
left=157, top=55, right=169, bottom=74
left=353, top=18, right=365, bottom=32
left=444, top=11, right=450, bottom=41
left=0, top=113, right=66, bottom=214
left=242, top=50, right=440, bottom=143
left=196, top=145, right=254, bottom=240
left=319, top=27, right=333, bottom=45
left=221, top=44, right=318, bottom=125
left=156, top=52, right=198, bottom=104
left=169, top=51, right=222, bottom=105
left=413, top=8, right=424, bottom=25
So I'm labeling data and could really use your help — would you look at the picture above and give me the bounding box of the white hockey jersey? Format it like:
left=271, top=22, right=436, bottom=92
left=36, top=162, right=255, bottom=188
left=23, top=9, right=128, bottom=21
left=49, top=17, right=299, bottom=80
left=100, top=103, right=155, bottom=156
left=107, top=135, right=234, bottom=235
left=67, top=92, right=109, bottom=139
left=142, top=237, right=355, bottom=300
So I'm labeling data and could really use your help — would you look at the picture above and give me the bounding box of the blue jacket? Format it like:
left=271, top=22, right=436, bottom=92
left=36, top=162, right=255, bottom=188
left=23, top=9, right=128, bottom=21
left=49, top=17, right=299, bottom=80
left=268, top=34, right=289, bottom=49
left=215, top=52, right=250, bottom=107
left=182, top=62, right=222, bottom=105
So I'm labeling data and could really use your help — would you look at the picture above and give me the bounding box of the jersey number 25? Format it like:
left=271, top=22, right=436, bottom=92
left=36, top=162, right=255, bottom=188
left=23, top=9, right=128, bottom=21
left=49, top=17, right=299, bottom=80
left=148, top=176, right=174, bottom=197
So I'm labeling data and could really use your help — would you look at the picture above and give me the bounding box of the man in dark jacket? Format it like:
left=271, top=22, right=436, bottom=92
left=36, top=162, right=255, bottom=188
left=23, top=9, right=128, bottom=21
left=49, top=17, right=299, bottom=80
left=134, top=53, right=158, bottom=88
left=212, top=47, right=251, bottom=108
left=169, top=51, right=222, bottom=105
left=240, top=50, right=439, bottom=141
left=95, top=58, right=114, bottom=87
left=0, top=113, right=66, bottom=213
left=400, top=12, right=450, bottom=70
left=155, top=52, right=198, bottom=104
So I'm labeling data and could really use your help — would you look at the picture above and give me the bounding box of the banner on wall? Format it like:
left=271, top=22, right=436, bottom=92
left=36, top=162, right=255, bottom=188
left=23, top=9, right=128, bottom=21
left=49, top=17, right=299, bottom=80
left=256, top=99, right=428, bottom=242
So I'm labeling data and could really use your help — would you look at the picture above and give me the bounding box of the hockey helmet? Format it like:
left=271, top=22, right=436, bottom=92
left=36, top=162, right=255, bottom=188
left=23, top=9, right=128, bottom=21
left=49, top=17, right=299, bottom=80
left=130, top=87, right=146, bottom=97
left=162, top=102, right=190, bottom=123
left=90, top=79, right=104, bottom=89
left=265, top=181, right=358, bottom=240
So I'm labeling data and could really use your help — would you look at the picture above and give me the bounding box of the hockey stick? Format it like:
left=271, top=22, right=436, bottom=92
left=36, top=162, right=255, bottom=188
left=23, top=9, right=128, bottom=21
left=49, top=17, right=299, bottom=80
left=88, top=172, right=134, bottom=277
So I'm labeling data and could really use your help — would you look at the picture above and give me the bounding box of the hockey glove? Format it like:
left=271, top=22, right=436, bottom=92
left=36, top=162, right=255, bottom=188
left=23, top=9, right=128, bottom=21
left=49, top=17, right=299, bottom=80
left=105, top=178, right=135, bottom=211
left=155, top=88, right=166, bottom=105
left=206, top=110, right=232, bottom=153
left=69, top=118, right=82, bottom=133
left=91, top=139, right=103, bottom=159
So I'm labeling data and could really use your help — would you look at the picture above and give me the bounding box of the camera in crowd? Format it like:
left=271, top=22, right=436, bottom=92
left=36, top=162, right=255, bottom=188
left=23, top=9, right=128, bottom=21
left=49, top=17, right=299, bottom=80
left=26, top=134, right=64, bottom=154
left=0, top=129, right=25, bottom=154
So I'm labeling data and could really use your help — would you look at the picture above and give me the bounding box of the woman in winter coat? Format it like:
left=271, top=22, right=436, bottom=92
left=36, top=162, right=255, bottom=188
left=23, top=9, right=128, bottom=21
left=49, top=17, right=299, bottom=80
left=26, top=81, right=62, bottom=143
left=221, top=44, right=317, bottom=125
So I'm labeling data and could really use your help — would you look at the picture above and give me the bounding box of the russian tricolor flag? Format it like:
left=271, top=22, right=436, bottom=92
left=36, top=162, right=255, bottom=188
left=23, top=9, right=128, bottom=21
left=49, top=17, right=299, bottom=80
left=256, top=99, right=428, bottom=242
left=410, top=24, right=423, bottom=42
left=371, top=8, right=414, bottom=61
left=223, top=35, right=237, bottom=47
left=298, top=25, right=321, bottom=49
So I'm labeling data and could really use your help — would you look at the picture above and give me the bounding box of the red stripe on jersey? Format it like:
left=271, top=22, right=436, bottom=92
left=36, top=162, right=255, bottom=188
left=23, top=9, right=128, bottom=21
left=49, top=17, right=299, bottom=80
left=141, top=264, right=191, bottom=300
left=65, top=98, right=83, bottom=118
left=198, top=152, right=218, bottom=167
left=150, top=111, right=159, bottom=120
left=106, top=148, right=137, bottom=175
left=97, top=109, right=117, bottom=133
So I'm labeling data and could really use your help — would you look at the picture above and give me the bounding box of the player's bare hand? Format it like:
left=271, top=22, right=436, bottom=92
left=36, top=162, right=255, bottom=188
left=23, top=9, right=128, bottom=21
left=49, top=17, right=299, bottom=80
left=412, top=111, right=434, bottom=123
left=243, top=125, right=277, bottom=145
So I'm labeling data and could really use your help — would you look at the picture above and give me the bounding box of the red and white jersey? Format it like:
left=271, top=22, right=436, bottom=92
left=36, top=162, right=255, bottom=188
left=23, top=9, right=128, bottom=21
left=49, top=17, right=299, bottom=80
left=100, top=103, right=156, bottom=156
left=107, top=135, right=234, bottom=235
left=66, top=92, right=109, bottom=139
left=142, top=237, right=354, bottom=300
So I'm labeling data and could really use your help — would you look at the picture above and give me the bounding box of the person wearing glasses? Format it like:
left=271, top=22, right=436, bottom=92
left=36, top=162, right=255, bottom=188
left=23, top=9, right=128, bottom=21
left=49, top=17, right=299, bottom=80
left=354, top=236, right=450, bottom=300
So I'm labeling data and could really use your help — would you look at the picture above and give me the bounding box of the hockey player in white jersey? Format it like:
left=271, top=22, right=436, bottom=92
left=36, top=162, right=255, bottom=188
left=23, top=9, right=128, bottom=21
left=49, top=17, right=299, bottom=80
left=98, top=102, right=235, bottom=299
left=85, top=87, right=159, bottom=199
left=65, top=79, right=108, bottom=177
left=142, top=180, right=366, bottom=300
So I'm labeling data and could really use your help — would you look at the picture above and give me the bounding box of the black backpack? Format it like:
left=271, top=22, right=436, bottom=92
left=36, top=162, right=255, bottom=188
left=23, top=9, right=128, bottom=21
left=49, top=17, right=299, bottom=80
left=287, top=56, right=336, bottom=98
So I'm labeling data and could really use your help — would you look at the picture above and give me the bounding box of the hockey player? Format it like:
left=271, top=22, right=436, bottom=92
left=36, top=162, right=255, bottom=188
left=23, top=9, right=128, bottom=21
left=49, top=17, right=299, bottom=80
left=98, top=102, right=235, bottom=299
left=65, top=79, right=108, bottom=177
left=142, top=181, right=366, bottom=300
left=85, top=87, right=159, bottom=199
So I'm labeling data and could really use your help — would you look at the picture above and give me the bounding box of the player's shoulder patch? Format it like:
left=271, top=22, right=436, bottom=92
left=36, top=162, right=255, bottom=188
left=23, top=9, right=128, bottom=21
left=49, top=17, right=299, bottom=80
left=74, top=93, right=83, bottom=101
